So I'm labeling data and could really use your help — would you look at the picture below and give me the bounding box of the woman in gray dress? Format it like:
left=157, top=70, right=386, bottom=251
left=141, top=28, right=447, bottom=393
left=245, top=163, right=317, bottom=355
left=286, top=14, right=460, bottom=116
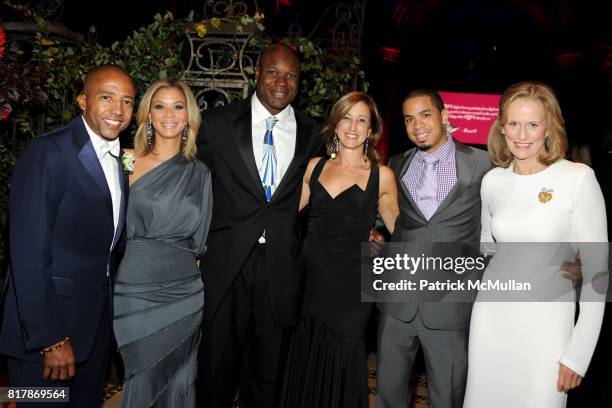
left=113, top=79, right=212, bottom=407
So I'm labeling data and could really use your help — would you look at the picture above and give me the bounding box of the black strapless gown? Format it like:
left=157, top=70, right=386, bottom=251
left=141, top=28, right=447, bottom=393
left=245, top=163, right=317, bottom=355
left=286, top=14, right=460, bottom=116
left=280, top=157, right=379, bottom=408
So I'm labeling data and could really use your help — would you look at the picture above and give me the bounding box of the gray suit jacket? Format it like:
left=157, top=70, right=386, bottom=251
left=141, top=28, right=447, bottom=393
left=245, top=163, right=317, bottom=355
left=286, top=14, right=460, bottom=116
left=377, top=140, right=492, bottom=330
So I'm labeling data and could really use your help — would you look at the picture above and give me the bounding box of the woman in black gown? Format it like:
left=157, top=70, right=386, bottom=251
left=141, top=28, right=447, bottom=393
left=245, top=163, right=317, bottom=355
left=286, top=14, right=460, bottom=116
left=280, top=92, right=399, bottom=407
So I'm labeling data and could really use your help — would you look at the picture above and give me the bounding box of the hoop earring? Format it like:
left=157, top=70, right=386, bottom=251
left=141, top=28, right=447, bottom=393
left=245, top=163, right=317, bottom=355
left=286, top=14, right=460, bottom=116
left=182, top=124, right=189, bottom=145
left=330, top=134, right=339, bottom=159
left=147, top=121, right=154, bottom=145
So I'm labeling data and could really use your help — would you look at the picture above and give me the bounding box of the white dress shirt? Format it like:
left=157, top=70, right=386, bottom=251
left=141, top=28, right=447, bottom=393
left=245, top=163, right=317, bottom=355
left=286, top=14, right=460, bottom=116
left=251, top=94, right=297, bottom=243
left=82, top=116, right=122, bottom=243
left=251, top=93, right=297, bottom=188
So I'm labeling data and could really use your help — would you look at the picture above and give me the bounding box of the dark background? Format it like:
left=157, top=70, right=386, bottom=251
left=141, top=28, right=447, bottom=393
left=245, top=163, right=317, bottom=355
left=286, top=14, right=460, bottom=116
left=50, top=0, right=611, bottom=160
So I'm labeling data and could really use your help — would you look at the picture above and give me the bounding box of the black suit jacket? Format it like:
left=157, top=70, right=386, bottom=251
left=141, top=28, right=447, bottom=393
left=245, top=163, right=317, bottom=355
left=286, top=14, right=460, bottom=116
left=198, top=97, right=322, bottom=327
left=0, top=117, right=126, bottom=363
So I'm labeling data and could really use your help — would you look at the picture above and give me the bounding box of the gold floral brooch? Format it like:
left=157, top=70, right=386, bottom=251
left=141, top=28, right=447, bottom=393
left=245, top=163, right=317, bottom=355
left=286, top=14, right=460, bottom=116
left=538, top=188, right=554, bottom=203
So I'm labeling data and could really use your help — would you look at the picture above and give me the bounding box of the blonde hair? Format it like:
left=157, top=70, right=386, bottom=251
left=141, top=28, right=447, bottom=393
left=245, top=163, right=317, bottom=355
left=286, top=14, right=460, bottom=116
left=322, top=92, right=383, bottom=166
left=488, top=81, right=567, bottom=167
left=134, top=79, right=201, bottom=160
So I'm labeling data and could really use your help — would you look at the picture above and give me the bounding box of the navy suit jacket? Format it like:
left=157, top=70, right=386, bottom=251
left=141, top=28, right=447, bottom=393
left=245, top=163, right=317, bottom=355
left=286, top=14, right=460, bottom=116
left=0, top=117, right=127, bottom=363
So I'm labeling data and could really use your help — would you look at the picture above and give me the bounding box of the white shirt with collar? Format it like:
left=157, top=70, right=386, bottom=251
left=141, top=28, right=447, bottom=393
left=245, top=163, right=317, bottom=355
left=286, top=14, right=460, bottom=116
left=81, top=116, right=122, bottom=241
left=251, top=93, right=297, bottom=189
left=251, top=94, right=297, bottom=243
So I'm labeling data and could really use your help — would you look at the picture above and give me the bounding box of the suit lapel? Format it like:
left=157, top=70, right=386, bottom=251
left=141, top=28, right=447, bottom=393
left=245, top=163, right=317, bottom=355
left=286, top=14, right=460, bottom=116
left=272, top=110, right=310, bottom=200
left=111, top=155, right=127, bottom=250
left=395, top=149, right=423, bottom=216
left=434, top=142, right=474, bottom=216
left=73, top=119, right=112, bottom=206
left=234, top=101, right=267, bottom=197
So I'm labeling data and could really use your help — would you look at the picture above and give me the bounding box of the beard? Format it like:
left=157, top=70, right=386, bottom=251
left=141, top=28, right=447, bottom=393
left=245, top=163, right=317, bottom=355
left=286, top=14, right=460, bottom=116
left=417, top=143, right=433, bottom=151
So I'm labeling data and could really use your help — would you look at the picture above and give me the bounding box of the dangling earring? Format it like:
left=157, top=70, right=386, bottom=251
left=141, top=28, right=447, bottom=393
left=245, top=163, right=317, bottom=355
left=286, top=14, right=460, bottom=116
left=363, top=139, right=369, bottom=162
left=182, top=123, right=189, bottom=145
left=147, top=121, right=154, bottom=145
left=330, top=134, right=339, bottom=159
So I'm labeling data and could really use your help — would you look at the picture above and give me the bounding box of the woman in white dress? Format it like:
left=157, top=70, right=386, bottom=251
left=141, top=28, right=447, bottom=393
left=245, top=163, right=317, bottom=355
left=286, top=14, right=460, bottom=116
left=464, top=81, right=608, bottom=408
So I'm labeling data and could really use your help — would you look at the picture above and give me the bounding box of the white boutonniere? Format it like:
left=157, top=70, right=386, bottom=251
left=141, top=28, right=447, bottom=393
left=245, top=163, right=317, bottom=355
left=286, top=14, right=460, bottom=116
left=121, top=152, right=135, bottom=175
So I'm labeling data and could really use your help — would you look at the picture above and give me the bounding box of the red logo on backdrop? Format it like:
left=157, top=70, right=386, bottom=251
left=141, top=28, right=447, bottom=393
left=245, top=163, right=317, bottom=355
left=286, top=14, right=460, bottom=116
left=379, top=47, right=400, bottom=63
left=439, top=91, right=501, bottom=145
left=0, top=26, right=6, bottom=58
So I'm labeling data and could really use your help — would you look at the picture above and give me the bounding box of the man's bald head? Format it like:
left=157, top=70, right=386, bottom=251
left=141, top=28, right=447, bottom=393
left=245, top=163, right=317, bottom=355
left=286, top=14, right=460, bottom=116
left=82, top=65, right=135, bottom=96
left=257, top=44, right=300, bottom=72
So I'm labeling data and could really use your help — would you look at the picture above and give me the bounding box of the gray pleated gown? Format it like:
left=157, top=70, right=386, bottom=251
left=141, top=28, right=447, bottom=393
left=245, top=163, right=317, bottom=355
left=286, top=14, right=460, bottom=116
left=114, top=154, right=212, bottom=408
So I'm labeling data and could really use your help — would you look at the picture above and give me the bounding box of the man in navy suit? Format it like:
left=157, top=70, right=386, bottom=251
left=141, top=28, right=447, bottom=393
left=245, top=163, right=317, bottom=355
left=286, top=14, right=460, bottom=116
left=0, top=65, right=135, bottom=407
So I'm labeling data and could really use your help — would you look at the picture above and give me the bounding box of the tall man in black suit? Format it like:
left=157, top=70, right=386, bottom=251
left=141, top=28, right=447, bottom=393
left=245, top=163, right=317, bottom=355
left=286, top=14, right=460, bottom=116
left=376, top=89, right=491, bottom=408
left=0, top=65, right=135, bottom=406
left=197, top=44, right=322, bottom=407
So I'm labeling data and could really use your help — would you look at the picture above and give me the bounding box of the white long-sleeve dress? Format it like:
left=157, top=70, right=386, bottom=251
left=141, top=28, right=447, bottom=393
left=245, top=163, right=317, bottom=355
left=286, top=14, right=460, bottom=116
left=464, top=159, right=608, bottom=408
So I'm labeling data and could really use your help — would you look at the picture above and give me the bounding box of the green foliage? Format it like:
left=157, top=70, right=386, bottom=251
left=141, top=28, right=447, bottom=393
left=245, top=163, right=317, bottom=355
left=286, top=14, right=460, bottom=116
left=29, top=12, right=185, bottom=135
left=110, top=12, right=185, bottom=94
left=32, top=31, right=107, bottom=133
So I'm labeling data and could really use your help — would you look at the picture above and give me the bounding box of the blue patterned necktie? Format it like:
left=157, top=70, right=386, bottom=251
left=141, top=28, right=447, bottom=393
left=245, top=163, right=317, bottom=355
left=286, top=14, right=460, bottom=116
left=262, top=116, right=279, bottom=201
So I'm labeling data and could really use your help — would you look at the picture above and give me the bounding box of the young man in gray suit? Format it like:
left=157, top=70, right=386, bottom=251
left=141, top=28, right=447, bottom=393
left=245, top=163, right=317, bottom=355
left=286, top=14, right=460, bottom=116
left=376, top=89, right=491, bottom=408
